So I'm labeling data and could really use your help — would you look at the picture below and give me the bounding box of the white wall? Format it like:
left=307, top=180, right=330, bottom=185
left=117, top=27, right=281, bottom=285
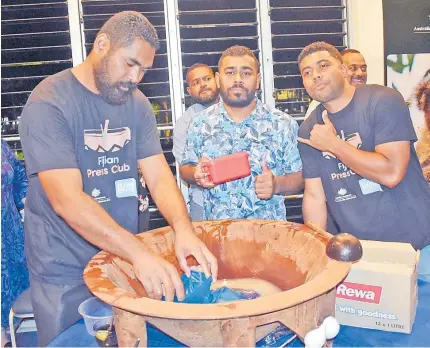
left=347, top=0, right=385, bottom=85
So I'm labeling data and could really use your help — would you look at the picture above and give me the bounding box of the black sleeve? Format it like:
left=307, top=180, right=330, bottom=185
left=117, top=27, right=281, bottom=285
left=135, top=95, right=163, bottom=160
left=373, top=88, right=417, bottom=146
left=298, top=117, right=323, bottom=179
left=19, top=102, right=78, bottom=176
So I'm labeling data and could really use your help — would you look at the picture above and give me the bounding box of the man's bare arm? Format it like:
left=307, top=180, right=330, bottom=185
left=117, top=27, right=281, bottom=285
left=298, top=111, right=411, bottom=189
left=329, top=139, right=410, bottom=188
left=139, top=154, right=218, bottom=280
left=38, top=168, right=184, bottom=301
left=179, top=164, right=197, bottom=185
left=274, top=171, right=304, bottom=196
left=302, top=177, right=327, bottom=229
left=39, top=169, right=146, bottom=261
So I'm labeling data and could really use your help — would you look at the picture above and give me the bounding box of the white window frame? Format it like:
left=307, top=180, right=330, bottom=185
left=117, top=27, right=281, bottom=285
left=67, top=0, right=348, bottom=198
left=68, top=0, right=86, bottom=66
left=256, top=0, right=276, bottom=108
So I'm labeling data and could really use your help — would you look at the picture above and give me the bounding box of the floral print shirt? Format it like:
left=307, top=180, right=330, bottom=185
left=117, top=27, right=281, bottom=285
left=181, top=99, right=302, bottom=220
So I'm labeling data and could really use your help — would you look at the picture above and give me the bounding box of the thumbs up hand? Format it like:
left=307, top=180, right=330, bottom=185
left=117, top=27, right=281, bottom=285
left=298, top=110, right=339, bottom=152
left=255, top=161, right=276, bottom=200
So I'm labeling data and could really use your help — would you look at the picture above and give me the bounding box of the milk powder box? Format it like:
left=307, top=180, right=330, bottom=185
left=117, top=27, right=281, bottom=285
left=335, top=240, right=419, bottom=333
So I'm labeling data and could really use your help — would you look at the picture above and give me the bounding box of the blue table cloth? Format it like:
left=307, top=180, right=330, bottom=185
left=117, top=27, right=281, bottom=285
left=48, top=279, right=430, bottom=347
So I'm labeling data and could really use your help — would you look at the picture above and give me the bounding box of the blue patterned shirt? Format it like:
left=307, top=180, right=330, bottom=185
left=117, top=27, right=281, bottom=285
left=181, top=99, right=302, bottom=220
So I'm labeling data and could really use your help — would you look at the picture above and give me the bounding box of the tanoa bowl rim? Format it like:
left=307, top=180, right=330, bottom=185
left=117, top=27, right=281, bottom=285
left=83, top=219, right=350, bottom=320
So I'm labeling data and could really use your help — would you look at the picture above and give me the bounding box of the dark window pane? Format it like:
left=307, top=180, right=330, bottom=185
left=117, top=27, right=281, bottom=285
left=2, top=0, right=65, bottom=5
left=178, top=0, right=258, bottom=108
left=1, top=62, right=71, bottom=78
left=2, top=77, right=44, bottom=93
left=272, top=34, right=344, bottom=49
left=1, top=1, right=72, bottom=133
left=179, top=0, right=255, bottom=12
left=2, top=46, right=72, bottom=64
left=179, top=11, right=257, bottom=26
left=271, top=21, right=344, bottom=35
left=270, top=0, right=342, bottom=7
left=2, top=92, right=33, bottom=108
left=1, top=18, right=70, bottom=35
left=269, top=0, right=347, bottom=121
left=1, top=4, right=68, bottom=20
left=2, top=32, right=72, bottom=50
left=271, top=8, right=344, bottom=22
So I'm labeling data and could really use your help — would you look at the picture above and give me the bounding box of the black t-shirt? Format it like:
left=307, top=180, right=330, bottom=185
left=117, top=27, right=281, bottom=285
left=19, top=69, right=162, bottom=284
left=299, top=85, right=430, bottom=249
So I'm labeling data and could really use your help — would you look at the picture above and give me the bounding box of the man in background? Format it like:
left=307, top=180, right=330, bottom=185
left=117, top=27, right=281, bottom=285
left=304, top=48, right=368, bottom=118
left=181, top=45, right=303, bottom=220
left=173, top=64, right=219, bottom=220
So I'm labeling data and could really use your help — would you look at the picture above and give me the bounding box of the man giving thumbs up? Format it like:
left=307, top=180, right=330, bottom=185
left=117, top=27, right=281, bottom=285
left=181, top=46, right=304, bottom=221
left=296, top=41, right=430, bottom=250
left=255, top=162, right=276, bottom=200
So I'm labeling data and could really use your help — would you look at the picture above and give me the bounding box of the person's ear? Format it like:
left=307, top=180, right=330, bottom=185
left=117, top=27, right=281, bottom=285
left=186, top=86, right=191, bottom=95
left=215, top=72, right=221, bottom=89
left=256, top=72, right=261, bottom=90
left=341, top=63, right=348, bottom=77
left=93, top=33, right=111, bottom=56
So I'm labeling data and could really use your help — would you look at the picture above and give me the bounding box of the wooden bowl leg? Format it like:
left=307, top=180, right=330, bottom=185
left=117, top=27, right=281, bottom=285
left=276, top=289, right=336, bottom=342
left=114, top=307, right=148, bottom=347
left=221, top=318, right=256, bottom=347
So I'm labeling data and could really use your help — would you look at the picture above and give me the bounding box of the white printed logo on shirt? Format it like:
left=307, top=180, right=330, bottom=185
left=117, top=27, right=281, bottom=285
left=84, top=120, right=131, bottom=153
left=334, top=188, right=357, bottom=203
left=359, top=178, right=383, bottom=195
left=84, top=120, right=132, bottom=179
left=90, top=187, right=111, bottom=204
left=115, top=178, right=138, bottom=198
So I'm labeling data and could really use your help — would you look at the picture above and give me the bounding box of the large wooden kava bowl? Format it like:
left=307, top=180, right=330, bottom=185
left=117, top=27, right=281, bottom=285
left=83, top=220, right=351, bottom=347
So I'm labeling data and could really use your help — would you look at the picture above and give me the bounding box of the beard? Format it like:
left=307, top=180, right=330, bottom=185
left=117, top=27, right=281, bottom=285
left=93, top=55, right=137, bottom=105
left=192, top=89, right=219, bottom=106
left=220, top=84, right=255, bottom=107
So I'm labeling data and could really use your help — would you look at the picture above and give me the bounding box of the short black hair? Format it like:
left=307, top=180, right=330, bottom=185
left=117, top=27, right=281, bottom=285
left=97, top=11, right=160, bottom=50
left=297, top=41, right=342, bottom=67
left=218, top=45, right=259, bottom=72
left=186, top=63, right=214, bottom=84
left=341, top=49, right=362, bottom=57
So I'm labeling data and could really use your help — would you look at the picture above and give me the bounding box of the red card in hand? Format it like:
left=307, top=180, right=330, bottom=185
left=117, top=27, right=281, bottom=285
left=202, top=152, right=251, bottom=185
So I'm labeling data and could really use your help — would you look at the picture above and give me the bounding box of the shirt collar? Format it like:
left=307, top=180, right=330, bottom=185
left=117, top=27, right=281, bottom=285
left=217, top=97, right=270, bottom=124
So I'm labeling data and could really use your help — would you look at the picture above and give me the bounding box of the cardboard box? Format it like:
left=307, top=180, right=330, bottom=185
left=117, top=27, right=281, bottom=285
left=335, top=240, right=419, bottom=333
